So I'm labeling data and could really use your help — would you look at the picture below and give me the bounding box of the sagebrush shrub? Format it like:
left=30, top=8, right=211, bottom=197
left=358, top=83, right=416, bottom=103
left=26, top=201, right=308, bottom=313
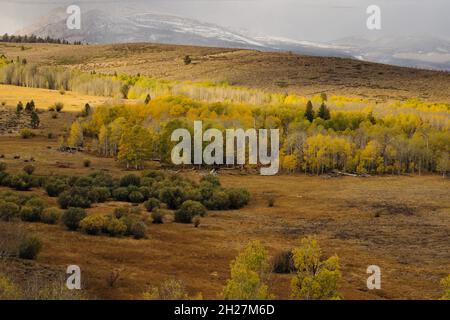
left=80, top=215, right=108, bottom=235
left=105, top=217, right=127, bottom=237
left=226, top=188, right=250, bottom=209
left=144, top=198, right=161, bottom=212
left=128, top=191, right=144, bottom=204
left=112, top=187, right=129, bottom=202
left=120, top=174, right=141, bottom=187
left=175, top=200, right=207, bottom=224
left=40, top=207, right=61, bottom=224
left=130, top=222, right=147, bottom=239
left=151, top=210, right=164, bottom=224
left=204, top=191, right=230, bottom=210
left=19, top=236, right=42, bottom=260
left=0, top=201, right=20, bottom=221
left=20, top=206, right=40, bottom=222
left=62, top=207, right=87, bottom=231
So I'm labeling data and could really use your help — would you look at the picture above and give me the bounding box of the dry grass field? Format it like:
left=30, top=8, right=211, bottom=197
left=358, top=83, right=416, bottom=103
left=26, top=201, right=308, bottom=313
left=1, top=42, right=450, bottom=102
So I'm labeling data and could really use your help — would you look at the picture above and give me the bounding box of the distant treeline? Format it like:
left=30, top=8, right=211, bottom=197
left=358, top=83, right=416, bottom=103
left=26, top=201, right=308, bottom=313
left=1, top=34, right=83, bottom=45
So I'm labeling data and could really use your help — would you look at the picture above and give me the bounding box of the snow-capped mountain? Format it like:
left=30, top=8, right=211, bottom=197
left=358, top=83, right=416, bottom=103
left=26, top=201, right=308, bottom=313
left=16, top=8, right=450, bottom=71
left=15, top=8, right=352, bottom=58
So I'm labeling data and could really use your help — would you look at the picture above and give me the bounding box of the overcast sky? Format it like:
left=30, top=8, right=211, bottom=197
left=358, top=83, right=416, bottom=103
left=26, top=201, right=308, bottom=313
left=0, top=0, right=449, bottom=42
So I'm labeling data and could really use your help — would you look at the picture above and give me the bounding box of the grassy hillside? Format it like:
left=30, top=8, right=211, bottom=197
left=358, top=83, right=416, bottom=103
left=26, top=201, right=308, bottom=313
left=1, top=42, right=450, bottom=102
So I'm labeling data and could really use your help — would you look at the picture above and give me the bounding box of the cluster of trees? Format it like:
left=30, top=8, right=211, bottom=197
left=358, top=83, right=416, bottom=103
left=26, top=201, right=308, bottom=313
left=70, top=95, right=449, bottom=176
left=222, top=237, right=342, bottom=300
left=1, top=34, right=81, bottom=45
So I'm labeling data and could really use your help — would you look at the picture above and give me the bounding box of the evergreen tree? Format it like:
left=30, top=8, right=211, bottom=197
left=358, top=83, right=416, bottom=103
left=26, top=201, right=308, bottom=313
left=317, top=103, right=331, bottom=120
left=304, top=101, right=315, bottom=122
left=16, top=101, right=23, bottom=114
left=30, top=111, right=40, bottom=129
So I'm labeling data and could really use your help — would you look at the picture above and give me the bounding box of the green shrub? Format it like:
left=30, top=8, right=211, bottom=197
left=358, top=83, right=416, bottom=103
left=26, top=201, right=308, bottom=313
left=200, top=174, right=221, bottom=187
left=23, top=164, right=35, bottom=175
left=80, top=215, right=108, bottom=235
left=0, top=162, right=6, bottom=172
left=151, top=210, right=164, bottom=224
left=174, top=200, right=207, bottom=224
left=113, top=207, right=129, bottom=219
left=105, top=217, right=127, bottom=237
left=120, top=174, right=141, bottom=187
left=112, top=187, right=129, bottom=201
left=62, top=207, right=87, bottom=230
left=130, top=222, right=147, bottom=239
left=58, top=188, right=91, bottom=209
left=159, top=187, right=185, bottom=210
left=88, top=187, right=111, bottom=203
left=25, top=197, right=47, bottom=216
left=128, top=191, right=144, bottom=204
left=0, top=201, right=20, bottom=221
left=19, top=236, right=42, bottom=260
left=45, top=178, right=67, bottom=197
left=19, top=128, right=35, bottom=139
left=8, top=174, right=34, bottom=191
left=40, top=207, right=61, bottom=224
left=20, top=206, right=40, bottom=222
left=144, top=198, right=161, bottom=212
left=198, top=182, right=215, bottom=201
left=226, top=188, right=250, bottom=209
left=204, top=191, right=230, bottom=210
left=138, top=186, right=150, bottom=200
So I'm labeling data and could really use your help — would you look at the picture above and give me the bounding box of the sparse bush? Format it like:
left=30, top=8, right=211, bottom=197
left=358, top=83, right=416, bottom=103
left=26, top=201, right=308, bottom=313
left=175, top=200, right=207, bottom=224
left=271, top=250, right=296, bottom=274
left=193, top=216, right=201, bottom=228
left=105, top=217, right=127, bottom=237
left=130, top=221, right=147, bottom=239
left=144, top=198, right=161, bottom=212
left=112, top=187, right=129, bottom=202
left=40, top=207, right=61, bottom=224
left=143, top=279, right=189, bottom=300
left=83, top=159, right=91, bottom=168
left=0, top=162, right=6, bottom=172
left=204, top=191, right=230, bottom=210
left=129, top=191, right=144, bottom=204
left=62, top=207, right=87, bottom=231
left=0, top=201, right=20, bottom=221
left=19, top=128, right=35, bottom=139
left=151, top=210, right=164, bottom=224
left=47, top=132, right=54, bottom=139
left=80, top=215, right=108, bottom=235
left=19, top=236, right=42, bottom=260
